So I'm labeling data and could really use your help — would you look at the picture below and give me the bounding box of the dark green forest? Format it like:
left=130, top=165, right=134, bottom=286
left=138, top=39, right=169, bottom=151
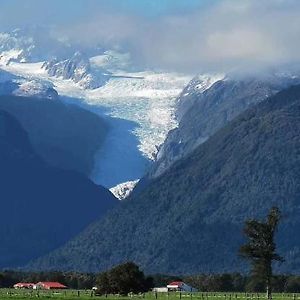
left=28, top=85, right=300, bottom=274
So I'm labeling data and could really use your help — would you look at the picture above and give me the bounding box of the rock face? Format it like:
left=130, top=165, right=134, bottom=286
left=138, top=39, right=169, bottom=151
left=149, top=74, right=300, bottom=178
left=0, top=110, right=118, bottom=268
left=27, top=85, right=300, bottom=274
left=43, top=52, right=110, bottom=89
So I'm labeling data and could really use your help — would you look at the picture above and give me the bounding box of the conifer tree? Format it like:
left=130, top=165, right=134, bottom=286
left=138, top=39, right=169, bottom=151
left=240, top=207, right=284, bottom=299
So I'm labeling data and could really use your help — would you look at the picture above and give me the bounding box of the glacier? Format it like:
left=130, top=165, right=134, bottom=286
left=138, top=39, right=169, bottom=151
left=0, top=27, right=225, bottom=197
left=0, top=52, right=192, bottom=192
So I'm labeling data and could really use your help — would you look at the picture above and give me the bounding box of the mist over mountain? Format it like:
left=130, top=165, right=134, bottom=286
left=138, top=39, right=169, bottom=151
left=147, top=73, right=300, bottom=178
left=1, top=1, right=300, bottom=74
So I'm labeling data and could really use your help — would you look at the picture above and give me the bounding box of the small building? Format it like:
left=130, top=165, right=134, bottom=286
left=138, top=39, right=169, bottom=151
left=34, top=282, right=67, bottom=290
left=167, top=281, right=198, bottom=292
left=14, top=283, right=35, bottom=289
left=153, top=287, right=169, bottom=293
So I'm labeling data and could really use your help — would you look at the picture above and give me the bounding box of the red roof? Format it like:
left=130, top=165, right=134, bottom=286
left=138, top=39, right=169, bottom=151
left=14, top=283, right=35, bottom=287
left=37, top=282, right=67, bottom=288
left=168, top=281, right=183, bottom=287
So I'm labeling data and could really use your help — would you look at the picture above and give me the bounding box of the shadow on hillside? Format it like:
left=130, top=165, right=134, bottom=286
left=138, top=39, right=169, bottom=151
left=61, top=96, right=151, bottom=188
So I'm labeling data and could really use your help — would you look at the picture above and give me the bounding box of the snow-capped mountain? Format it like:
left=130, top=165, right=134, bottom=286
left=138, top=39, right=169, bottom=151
left=42, top=52, right=111, bottom=89
left=0, top=27, right=78, bottom=64
left=148, top=72, right=300, bottom=178
left=175, top=74, right=224, bottom=122
left=0, top=31, right=191, bottom=190
left=0, top=32, right=29, bottom=65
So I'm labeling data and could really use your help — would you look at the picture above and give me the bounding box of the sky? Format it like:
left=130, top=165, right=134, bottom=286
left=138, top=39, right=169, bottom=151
left=0, top=0, right=212, bottom=28
left=0, top=0, right=300, bottom=74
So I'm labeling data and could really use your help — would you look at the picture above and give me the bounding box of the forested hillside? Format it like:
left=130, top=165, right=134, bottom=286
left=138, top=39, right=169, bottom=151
left=28, top=85, right=300, bottom=274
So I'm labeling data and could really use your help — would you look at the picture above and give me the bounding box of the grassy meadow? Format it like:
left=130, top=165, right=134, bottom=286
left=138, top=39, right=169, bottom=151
left=0, top=290, right=299, bottom=300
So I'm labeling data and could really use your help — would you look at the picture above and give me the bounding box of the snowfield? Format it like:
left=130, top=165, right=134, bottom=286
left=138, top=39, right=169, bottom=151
left=1, top=59, right=190, bottom=158
left=110, top=179, right=140, bottom=200
left=0, top=57, right=192, bottom=192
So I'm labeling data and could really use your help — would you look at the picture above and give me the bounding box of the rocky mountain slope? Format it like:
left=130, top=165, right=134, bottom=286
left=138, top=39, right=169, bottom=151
left=0, top=110, right=118, bottom=268
left=28, top=84, right=300, bottom=274
left=148, top=74, right=300, bottom=178
left=42, top=52, right=110, bottom=89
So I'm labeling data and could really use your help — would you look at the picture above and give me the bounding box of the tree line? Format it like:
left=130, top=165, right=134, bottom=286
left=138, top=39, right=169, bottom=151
left=2, top=269, right=300, bottom=293
left=0, top=271, right=96, bottom=290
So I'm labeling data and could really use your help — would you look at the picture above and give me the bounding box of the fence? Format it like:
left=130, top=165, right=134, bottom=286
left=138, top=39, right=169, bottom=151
left=0, top=290, right=299, bottom=300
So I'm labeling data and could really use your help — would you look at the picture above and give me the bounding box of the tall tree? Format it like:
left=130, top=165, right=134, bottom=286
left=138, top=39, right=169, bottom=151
left=239, top=207, right=284, bottom=299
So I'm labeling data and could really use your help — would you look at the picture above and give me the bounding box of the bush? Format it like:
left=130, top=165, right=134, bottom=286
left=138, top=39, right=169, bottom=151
left=96, top=262, right=153, bottom=295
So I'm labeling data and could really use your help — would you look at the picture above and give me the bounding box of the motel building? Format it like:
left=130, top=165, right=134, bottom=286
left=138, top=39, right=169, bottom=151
left=153, top=281, right=198, bottom=293
left=14, top=282, right=67, bottom=290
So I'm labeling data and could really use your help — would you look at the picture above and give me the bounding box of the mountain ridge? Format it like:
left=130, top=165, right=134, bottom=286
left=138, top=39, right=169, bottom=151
left=148, top=74, right=300, bottom=179
left=27, top=84, right=300, bottom=274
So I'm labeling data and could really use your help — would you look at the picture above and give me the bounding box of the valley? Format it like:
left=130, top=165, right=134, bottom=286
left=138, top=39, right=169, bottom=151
left=1, top=0, right=300, bottom=286
left=0, top=55, right=192, bottom=191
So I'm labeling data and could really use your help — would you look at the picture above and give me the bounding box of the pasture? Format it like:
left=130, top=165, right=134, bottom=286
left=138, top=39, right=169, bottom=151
left=0, top=290, right=299, bottom=300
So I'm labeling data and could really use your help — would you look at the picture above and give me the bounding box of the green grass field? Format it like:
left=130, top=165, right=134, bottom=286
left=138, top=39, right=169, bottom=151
left=0, top=290, right=299, bottom=300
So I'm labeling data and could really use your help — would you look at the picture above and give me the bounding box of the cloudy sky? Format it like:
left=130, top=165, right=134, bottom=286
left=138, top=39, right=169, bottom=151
left=1, top=0, right=300, bottom=73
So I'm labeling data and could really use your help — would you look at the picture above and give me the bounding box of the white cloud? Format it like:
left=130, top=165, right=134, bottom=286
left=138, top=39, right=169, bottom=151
left=48, top=0, right=300, bottom=73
